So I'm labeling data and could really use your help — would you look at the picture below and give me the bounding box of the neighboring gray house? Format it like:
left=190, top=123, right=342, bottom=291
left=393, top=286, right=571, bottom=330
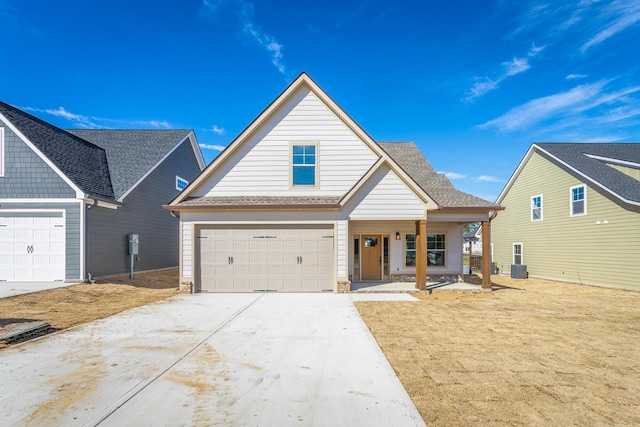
left=0, top=101, right=205, bottom=281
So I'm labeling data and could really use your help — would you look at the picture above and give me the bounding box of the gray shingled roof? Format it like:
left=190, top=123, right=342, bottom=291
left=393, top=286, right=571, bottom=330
left=0, top=101, right=115, bottom=200
left=378, top=142, right=501, bottom=209
left=67, top=129, right=192, bottom=200
left=535, top=143, right=640, bottom=204
left=179, top=196, right=342, bottom=207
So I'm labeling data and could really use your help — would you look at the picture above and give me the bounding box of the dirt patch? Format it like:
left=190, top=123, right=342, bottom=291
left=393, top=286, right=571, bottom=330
left=0, top=269, right=181, bottom=349
left=356, top=274, right=640, bottom=426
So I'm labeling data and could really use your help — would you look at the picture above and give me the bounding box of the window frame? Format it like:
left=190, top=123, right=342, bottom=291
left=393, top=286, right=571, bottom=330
left=513, top=242, right=523, bottom=265
left=175, top=176, right=189, bottom=191
left=531, top=194, right=543, bottom=221
left=290, top=142, right=318, bottom=187
left=0, top=127, right=4, bottom=177
left=427, top=233, right=446, bottom=267
left=570, top=184, right=587, bottom=217
left=404, top=233, right=416, bottom=267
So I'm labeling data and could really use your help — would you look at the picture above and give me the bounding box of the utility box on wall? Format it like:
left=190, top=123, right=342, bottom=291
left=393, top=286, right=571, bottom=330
left=128, top=234, right=139, bottom=255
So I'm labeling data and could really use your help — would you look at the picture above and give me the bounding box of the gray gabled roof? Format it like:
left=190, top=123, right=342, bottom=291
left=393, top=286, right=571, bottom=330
left=0, top=101, right=115, bottom=200
left=67, top=129, right=192, bottom=200
left=378, top=142, right=501, bottom=209
left=534, top=143, right=640, bottom=204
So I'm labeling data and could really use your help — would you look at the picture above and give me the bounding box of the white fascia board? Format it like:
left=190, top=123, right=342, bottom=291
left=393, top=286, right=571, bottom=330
left=535, top=145, right=640, bottom=207
left=584, top=153, right=640, bottom=169
left=0, top=198, right=82, bottom=204
left=118, top=132, right=193, bottom=202
left=188, top=131, right=206, bottom=170
left=495, top=144, right=538, bottom=204
left=0, top=112, right=86, bottom=199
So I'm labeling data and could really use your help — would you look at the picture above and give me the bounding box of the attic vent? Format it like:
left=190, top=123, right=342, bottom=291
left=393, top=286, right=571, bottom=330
left=176, top=176, right=189, bottom=191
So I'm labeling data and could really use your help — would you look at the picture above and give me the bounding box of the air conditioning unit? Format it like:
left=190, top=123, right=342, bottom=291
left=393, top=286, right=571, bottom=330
left=491, top=262, right=499, bottom=275
left=511, top=264, right=527, bottom=279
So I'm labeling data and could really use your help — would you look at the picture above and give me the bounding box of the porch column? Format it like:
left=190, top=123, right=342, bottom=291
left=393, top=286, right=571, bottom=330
left=415, top=219, right=427, bottom=290
left=481, top=220, right=492, bottom=290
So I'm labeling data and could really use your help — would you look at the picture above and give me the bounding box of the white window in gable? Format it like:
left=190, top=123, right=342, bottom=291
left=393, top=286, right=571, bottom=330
left=292, top=144, right=316, bottom=186
left=0, top=127, right=4, bottom=177
left=531, top=194, right=543, bottom=221
left=570, top=184, right=586, bottom=216
left=176, top=176, right=189, bottom=191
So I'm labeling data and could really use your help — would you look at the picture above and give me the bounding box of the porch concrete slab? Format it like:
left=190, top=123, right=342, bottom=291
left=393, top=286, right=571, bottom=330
left=0, top=281, right=74, bottom=298
left=350, top=293, right=420, bottom=301
left=0, top=293, right=425, bottom=427
left=351, top=282, right=420, bottom=292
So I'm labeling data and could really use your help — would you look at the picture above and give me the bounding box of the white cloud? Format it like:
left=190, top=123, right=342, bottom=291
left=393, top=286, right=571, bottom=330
left=476, top=175, right=503, bottom=183
left=200, top=0, right=287, bottom=75
left=210, top=125, right=225, bottom=135
left=581, top=0, right=640, bottom=52
left=442, top=172, right=468, bottom=180
left=566, top=74, right=588, bottom=80
left=199, top=143, right=226, bottom=151
left=22, top=106, right=172, bottom=129
left=527, top=44, right=546, bottom=57
left=478, top=80, right=610, bottom=132
left=464, top=53, right=535, bottom=102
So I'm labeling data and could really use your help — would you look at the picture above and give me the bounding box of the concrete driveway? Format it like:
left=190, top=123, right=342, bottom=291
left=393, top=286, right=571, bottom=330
left=0, top=293, right=425, bottom=426
left=0, top=281, right=73, bottom=298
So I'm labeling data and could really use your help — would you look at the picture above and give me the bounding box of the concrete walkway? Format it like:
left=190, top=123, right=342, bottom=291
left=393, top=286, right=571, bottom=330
left=0, top=293, right=425, bottom=426
left=0, top=281, right=74, bottom=298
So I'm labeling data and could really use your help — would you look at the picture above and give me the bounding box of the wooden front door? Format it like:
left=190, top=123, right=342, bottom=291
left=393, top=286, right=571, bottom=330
left=361, top=235, right=382, bottom=280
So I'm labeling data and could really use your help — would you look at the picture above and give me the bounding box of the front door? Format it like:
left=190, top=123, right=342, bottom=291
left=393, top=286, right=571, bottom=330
left=361, top=235, right=382, bottom=280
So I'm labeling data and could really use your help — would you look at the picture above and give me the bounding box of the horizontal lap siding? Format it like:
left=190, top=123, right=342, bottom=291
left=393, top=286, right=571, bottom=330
left=348, top=167, right=425, bottom=219
left=198, top=88, right=378, bottom=197
left=492, top=151, right=640, bottom=290
left=88, top=141, right=201, bottom=277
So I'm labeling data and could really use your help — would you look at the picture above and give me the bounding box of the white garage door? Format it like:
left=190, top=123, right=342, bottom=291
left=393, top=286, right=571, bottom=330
left=0, top=212, right=66, bottom=281
left=197, top=225, right=334, bottom=292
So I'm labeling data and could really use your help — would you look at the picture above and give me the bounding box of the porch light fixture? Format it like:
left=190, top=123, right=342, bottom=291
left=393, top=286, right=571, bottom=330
left=395, top=232, right=401, bottom=240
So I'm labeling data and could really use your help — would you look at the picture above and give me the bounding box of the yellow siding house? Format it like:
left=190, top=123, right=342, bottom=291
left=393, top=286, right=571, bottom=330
left=492, top=143, right=640, bottom=291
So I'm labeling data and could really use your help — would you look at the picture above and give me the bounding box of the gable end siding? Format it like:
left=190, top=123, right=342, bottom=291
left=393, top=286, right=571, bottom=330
left=0, top=118, right=75, bottom=198
left=87, top=140, right=202, bottom=277
left=492, top=151, right=640, bottom=291
left=195, top=88, right=378, bottom=197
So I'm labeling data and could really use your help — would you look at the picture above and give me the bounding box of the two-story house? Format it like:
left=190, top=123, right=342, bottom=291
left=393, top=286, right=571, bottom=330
left=492, top=142, right=640, bottom=291
left=166, top=73, right=502, bottom=292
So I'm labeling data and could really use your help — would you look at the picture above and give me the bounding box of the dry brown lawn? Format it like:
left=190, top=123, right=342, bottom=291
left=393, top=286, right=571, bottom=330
left=0, top=269, right=181, bottom=348
left=356, top=275, right=640, bottom=427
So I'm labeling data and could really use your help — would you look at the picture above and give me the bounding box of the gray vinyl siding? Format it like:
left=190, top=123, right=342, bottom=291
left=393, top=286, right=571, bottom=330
left=87, top=140, right=201, bottom=277
left=0, top=119, right=76, bottom=198
left=0, top=201, right=82, bottom=280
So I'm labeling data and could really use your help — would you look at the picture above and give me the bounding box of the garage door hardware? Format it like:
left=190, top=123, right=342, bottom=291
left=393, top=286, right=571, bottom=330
left=228, top=256, right=234, bottom=264
left=196, top=236, right=208, bottom=239
left=322, top=235, right=334, bottom=238
left=252, top=235, right=277, bottom=239
left=297, top=256, right=303, bottom=264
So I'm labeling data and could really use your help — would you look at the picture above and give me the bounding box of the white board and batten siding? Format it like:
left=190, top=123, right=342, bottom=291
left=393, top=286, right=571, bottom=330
left=348, top=167, right=426, bottom=219
left=193, top=89, right=379, bottom=198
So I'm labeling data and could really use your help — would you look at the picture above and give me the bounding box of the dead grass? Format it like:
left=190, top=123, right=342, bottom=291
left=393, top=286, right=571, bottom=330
left=356, top=275, right=640, bottom=426
left=0, top=269, right=181, bottom=348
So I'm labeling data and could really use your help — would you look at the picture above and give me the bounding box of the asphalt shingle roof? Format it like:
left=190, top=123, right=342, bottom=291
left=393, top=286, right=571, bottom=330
left=67, top=129, right=192, bottom=200
left=378, top=142, right=501, bottom=209
left=535, top=143, right=640, bottom=204
left=0, top=101, right=115, bottom=200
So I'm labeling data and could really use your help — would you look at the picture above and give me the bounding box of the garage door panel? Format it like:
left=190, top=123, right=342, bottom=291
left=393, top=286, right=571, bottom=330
left=198, top=225, right=334, bottom=292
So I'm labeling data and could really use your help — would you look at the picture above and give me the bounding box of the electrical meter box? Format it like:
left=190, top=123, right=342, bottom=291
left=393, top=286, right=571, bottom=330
left=128, top=234, right=139, bottom=255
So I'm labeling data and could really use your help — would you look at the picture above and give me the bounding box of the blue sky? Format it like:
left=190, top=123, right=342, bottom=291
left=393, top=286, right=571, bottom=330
left=1, top=0, right=639, bottom=201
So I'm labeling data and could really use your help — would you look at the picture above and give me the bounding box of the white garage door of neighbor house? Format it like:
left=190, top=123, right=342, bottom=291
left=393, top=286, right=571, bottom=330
left=0, top=212, right=66, bottom=281
left=198, top=225, right=334, bottom=292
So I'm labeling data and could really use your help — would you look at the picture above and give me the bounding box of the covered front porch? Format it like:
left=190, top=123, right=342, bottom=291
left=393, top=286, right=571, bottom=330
left=347, top=215, right=495, bottom=291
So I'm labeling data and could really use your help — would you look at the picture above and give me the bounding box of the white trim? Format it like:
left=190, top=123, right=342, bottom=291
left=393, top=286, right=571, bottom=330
left=0, top=112, right=85, bottom=198
left=176, top=175, right=189, bottom=191
left=289, top=142, right=319, bottom=188
left=0, top=127, right=5, bottom=177
left=584, top=154, right=640, bottom=169
left=80, top=200, right=86, bottom=281
left=570, top=184, right=587, bottom=217
left=0, top=198, right=82, bottom=204
left=512, top=242, right=523, bottom=265
left=118, top=133, right=201, bottom=202
left=531, top=194, right=543, bottom=222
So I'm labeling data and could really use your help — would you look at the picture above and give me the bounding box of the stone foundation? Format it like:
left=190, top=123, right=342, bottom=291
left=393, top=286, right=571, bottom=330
left=179, top=280, right=194, bottom=293
left=337, top=280, right=351, bottom=293
left=390, top=274, right=416, bottom=282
